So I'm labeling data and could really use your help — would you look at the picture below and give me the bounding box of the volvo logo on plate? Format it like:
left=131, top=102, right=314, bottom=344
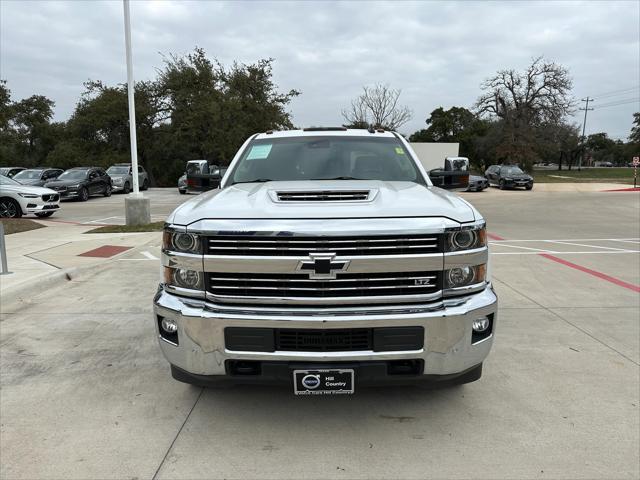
left=301, top=374, right=321, bottom=389
left=297, top=252, right=350, bottom=280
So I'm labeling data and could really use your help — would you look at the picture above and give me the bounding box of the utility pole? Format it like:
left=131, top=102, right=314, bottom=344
left=122, top=0, right=150, bottom=225
left=578, top=97, right=594, bottom=171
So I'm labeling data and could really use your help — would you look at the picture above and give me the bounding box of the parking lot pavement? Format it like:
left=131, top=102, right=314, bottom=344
left=1, top=190, right=638, bottom=479
left=37, top=188, right=189, bottom=225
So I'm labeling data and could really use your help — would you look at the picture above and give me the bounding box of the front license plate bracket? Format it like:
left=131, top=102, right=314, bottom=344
left=293, top=368, right=354, bottom=395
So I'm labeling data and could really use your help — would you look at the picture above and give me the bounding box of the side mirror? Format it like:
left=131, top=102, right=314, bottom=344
left=428, top=169, right=469, bottom=191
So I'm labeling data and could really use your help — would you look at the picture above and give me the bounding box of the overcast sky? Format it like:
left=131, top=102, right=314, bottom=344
left=1, top=0, right=638, bottom=139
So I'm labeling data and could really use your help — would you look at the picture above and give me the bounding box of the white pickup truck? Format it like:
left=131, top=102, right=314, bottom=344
left=154, top=128, right=497, bottom=395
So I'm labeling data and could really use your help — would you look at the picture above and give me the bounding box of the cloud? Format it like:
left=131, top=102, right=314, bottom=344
left=1, top=0, right=638, bottom=138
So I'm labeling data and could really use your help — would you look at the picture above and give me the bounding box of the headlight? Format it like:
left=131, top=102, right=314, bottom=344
left=163, top=267, right=203, bottom=290
left=446, top=224, right=486, bottom=252
left=445, top=264, right=486, bottom=289
left=18, top=193, right=39, bottom=198
left=162, top=230, right=201, bottom=254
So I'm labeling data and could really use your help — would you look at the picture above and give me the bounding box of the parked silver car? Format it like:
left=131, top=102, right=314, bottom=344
left=106, top=163, right=149, bottom=193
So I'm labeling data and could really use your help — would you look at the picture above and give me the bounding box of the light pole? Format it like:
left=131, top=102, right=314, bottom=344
left=123, top=0, right=150, bottom=225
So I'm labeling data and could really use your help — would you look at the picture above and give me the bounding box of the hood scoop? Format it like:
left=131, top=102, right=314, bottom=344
left=273, top=189, right=374, bottom=202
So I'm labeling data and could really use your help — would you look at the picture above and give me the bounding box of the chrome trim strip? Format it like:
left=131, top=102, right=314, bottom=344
left=209, top=284, right=435, bottom=291
left=206, top=244, right=438, bottom=251
left=208, top=237, right=439, bottom=244
left=443, top=282, right=486, bottom=297
left=443, top=247, right=488, bottom=268
left=203, top=253, right=443, bottom=273
left=164, top=284, right=206, bottom=299
left=187, top=217, right=461, bottom=235
left=161, top=251, right=203, bottom=271
left=205, top=290, right=443, bottom=305
left=208, top=275, right=436, bottom=283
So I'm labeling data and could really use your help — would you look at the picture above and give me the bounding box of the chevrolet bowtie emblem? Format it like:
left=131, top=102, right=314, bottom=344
left=297, top=253, right=350, bottom=280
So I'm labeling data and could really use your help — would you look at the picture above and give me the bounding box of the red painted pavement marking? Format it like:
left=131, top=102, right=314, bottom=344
left=538, top=253, right=640, bottom=293
left=487, top=233, right=506, bottom=241
left=78, top=245, right=132, bottom=258
left=491, top=229, right=640, bottom=293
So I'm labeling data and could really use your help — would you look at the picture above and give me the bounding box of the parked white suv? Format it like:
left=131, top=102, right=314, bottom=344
left=0, top=175, right=61, bottom=218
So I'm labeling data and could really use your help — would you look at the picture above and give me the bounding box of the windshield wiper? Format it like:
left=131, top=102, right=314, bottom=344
left=309, top=176, right=367, bottom=181
left=231, top=178, right=273, bottom=185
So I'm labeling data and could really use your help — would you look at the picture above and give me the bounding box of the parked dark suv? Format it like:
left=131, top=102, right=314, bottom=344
left=485, top=165, right=534, bottom=190
left=44, top=167, right=112, bottom=201
left=13, top=168, right=64, bottom=187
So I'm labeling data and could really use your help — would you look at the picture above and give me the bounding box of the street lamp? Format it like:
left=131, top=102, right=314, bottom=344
left=123, top=0, right=150, bottom=225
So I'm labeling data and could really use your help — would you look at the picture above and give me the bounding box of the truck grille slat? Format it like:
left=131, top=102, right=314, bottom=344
left=206, top=234, right=441, bottom=256
left=207, top=271, right=441, bottom=299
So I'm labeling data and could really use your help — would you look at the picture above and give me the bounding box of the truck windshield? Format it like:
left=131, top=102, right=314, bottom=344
left=228, top=136, right=424, bottom=185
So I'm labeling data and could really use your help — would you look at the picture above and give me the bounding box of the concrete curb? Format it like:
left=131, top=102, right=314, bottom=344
left=2, top=261, right=110, bottom=306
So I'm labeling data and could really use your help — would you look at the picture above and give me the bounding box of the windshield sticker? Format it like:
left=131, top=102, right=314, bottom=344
left=247, top=144, right=272, bottom=160
left=395, top=147, right=405, bottom=155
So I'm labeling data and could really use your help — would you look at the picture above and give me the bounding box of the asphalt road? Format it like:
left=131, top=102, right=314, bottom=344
left=1, top=188, right=639, bottom=479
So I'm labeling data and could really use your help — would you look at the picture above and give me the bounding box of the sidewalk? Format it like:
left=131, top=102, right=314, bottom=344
left=0, top=221, right=161, bottom=300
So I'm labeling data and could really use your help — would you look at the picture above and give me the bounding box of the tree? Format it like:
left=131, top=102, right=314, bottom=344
left=410, top=106, right=493, bottom=170
left=475, top=57, right=575, bottom=169
left=630, top=112, right=640, bottom=144
left=342, top=83, right=412, bottom=130
left=11, top=94, right=55, bottom=165
left=156, top=48, right=299, bottom=165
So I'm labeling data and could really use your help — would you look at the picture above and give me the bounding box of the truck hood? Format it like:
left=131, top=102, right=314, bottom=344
left=169, top=181, right=478, bottom=225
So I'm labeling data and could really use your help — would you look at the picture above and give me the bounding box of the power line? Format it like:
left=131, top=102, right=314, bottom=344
left=593, top=97, right=640, bottom=109
left=591, top=86, right=640, bottom=99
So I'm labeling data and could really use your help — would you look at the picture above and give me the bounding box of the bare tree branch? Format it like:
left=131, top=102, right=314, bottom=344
left=342, top=83, right=412, bottom=130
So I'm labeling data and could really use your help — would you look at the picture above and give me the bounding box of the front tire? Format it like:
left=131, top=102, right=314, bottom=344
left=142, top=179, right=149, bottom=191
left=499, top=180, right=506, bottom=190
left=104, top=185, right=112, bottom=197
left=0, top=198, right=22, bottom=218
left=123, top=182, right=131, bottom=194
left=525, top=184, right=533, bottom=191
left=35, top=211, right=54, bottom=218
left=78, top=187, right=89, bottom=202
left=179, top=189, right=186, bottom=195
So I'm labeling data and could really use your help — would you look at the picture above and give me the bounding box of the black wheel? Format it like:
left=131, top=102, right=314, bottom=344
left=525, top=184, right=533, bottom=191
left=142, top=179, right=149, bottom=191
left=35, top=211, right=54, bottom=218
left=499, top=180, right=505, bottom=190
left=78, top=187, right=89, bottom=202
left=123, top=182, right=131, bottom=194
left=179, top=189, right=186, bottom=195
left=0, top=198, right=22, bottom=218
left=104, top=185, right=112, bottom=197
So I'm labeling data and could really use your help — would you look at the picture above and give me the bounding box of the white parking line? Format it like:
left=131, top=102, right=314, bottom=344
left=542, top=240, right=632, bottom=251
left=489, top=243, right=551, bottom=252
left=141, top=251, right=159, bottom=260
left=489, top=238, right=640, bottom=242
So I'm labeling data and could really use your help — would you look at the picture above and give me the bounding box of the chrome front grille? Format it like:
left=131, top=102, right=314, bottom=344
left=41, top=194, right=59, bottom=202
left=207, top=271, right=441, bottom=300
left=206, top=234, right=441, bottom=256
left=276, top=190, right=370, bottom=202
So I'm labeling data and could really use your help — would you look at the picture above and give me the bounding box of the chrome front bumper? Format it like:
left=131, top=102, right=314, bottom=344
left=153, top=285, right=497, bottom=378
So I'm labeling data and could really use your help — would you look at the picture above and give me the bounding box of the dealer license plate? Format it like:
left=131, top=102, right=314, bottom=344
left=293, top=369, right=354, bottom=395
